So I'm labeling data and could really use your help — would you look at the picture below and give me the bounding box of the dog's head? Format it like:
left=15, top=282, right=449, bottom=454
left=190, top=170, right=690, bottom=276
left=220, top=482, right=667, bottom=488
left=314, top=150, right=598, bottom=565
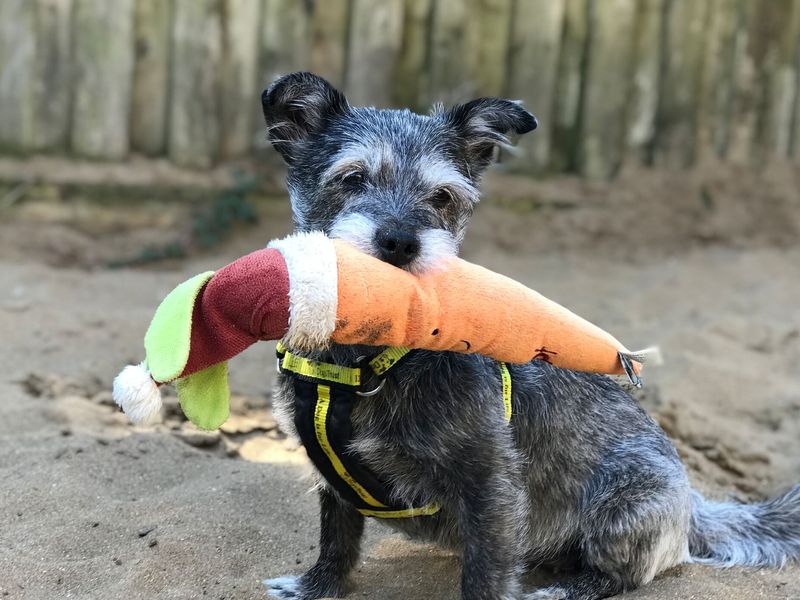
left=262, top=72, right=536, bottom=272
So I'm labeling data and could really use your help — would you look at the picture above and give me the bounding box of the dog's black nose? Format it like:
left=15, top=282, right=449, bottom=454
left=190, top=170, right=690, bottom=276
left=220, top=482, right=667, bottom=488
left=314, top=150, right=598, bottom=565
left=375, top=229, right=420, bottom=267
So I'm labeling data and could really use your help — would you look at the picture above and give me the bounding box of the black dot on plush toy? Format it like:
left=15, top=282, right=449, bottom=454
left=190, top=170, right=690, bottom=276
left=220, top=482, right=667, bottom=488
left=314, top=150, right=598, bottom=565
left=431, top=329, right=439, bottom=336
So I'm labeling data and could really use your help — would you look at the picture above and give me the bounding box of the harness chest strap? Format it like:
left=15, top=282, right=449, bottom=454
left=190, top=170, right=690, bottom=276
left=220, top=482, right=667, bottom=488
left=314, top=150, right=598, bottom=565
left=278, top=344, right=513, bottom=518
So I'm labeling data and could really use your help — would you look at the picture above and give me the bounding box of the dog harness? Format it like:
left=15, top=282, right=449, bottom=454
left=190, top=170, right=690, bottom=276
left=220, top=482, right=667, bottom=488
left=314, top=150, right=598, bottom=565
left=277, top=342, right=513, bottom=518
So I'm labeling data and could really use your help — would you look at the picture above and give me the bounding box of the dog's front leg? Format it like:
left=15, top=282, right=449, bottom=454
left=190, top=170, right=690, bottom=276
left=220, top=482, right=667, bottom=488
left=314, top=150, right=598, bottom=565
left=458, top=472, right=526, bottom=600
left=265, top=485, right=364, bottom=599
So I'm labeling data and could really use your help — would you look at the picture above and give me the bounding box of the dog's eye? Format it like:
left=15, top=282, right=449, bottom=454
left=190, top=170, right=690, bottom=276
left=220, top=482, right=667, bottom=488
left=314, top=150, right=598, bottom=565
left=340, top=171, right=365, bottom=188
left=430, top=188, right=453, bottom=208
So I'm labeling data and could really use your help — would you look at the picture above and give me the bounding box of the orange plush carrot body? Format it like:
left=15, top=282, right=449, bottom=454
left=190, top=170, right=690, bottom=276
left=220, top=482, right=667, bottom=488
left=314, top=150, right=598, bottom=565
left=332, top=240, right=644, bottom=375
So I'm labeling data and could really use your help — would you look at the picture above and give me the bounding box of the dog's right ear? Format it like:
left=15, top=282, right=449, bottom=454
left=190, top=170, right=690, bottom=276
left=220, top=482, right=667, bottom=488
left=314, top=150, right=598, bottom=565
left=261, top=72, right=349, bottom=164
left=440, top=98, right=537, bottom=176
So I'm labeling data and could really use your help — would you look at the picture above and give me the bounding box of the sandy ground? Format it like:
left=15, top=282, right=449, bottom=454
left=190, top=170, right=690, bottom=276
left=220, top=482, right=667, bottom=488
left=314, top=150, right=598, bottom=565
left=1, top=164, right=799, bottom=599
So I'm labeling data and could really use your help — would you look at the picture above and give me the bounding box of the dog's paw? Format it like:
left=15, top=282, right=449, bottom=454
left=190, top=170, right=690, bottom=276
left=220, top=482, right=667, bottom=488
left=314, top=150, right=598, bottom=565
left=263, top=575, right=302, bottom=599
left=524, top=587, right=569, bottom=600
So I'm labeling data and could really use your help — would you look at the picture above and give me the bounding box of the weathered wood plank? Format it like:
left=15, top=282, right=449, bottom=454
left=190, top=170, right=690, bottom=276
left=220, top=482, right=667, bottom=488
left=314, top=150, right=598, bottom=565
left=429, top=0, right=474, bottom=103
left=220, top=0, right=261, bottom=159
left=131, top=0, right=172, bottom=156
left=0, top=0, right=73, bottom=153
left=428, top=0, right=513, bottom=105
left=550, top=0, right=589, bottom=172
left=772, top=63, right=798, bottom=158
left=309, top=0, right=349, bottom=89
left=695, top=0, right=739, bottom=162
left=169, top=0, right=222, bottom=168
left=725, top=0, right=757, bottom=164
left=0, top=0, right=37, bottom=152
left=791, top=21, right=800, bottom=160
left=260, top=0, right=311, bottom=81
left=727, top=0, right=788, bottom=164
left=32, top=0, right=73, bottom=151
left=506, top=0, right=566, bottom=173
left=394, top=0, right=432, bottom=111
left=653, top=0, right=711, bottom=169
left=71, top=0, right=136, bottom=160
left=723, top=0, right=799, bottom=164
left=345, top=0, right=405, bottom=107
left=580, top=0, right=637, bottom=180
left=759, top=0, right=800, bottom=160
left=468, top=0, right=513, bottom=97
left=626, top=0, right=663, bottom=165
left=255, top=0, right=312, bottom=150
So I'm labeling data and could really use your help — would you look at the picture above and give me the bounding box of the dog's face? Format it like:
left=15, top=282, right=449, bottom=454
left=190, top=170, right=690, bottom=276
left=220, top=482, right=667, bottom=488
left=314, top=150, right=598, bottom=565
left=262, top=72, right=536, bottom=272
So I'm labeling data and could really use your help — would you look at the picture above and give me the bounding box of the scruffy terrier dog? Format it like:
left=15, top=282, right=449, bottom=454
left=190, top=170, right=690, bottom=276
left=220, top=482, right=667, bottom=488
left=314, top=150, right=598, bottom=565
left=261, top=72, right=800, bottom=600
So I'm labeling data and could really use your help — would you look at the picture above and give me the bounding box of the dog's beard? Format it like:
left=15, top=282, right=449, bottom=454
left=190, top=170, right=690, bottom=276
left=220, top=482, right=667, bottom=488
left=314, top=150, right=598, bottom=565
left=329, top=212, right=457, bottom=274
left=328, top=213, right=376, bottom=254
left=410, top=229, right=458, bottom=273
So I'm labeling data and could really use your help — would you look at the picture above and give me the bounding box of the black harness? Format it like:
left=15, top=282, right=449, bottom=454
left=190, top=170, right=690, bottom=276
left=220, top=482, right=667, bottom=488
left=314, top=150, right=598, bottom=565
left=277, top=342, right=512, bottom=519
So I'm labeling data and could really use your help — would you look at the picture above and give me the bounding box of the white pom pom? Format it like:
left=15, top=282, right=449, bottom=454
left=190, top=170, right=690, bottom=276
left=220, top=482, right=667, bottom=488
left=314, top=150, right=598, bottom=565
left=112, top=362, right=163, bottom=425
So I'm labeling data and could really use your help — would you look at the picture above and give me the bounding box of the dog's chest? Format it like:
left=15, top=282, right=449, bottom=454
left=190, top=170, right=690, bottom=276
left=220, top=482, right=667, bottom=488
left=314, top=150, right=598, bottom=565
left=274, top=346, right=515, bottom=518
left=276, top=367, right=440, bottom=515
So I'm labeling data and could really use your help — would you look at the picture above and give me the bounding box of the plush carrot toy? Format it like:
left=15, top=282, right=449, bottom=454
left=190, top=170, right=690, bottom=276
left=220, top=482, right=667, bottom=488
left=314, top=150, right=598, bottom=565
left=113, top=232, right=659, bottom=429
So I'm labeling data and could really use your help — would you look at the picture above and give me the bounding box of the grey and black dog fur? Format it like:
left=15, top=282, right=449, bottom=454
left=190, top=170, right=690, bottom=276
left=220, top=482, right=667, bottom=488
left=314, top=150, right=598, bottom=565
left=261, top=72, right=800, bottom=600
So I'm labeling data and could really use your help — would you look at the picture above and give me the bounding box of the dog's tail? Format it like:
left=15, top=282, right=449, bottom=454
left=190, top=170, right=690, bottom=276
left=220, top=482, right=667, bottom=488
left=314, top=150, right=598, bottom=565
left=689, top=484, right=800, bottom=567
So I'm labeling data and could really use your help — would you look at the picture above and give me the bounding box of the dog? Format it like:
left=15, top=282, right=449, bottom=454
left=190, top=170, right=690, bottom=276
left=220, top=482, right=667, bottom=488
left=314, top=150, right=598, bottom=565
left=260, top=72, right=800, bottom=600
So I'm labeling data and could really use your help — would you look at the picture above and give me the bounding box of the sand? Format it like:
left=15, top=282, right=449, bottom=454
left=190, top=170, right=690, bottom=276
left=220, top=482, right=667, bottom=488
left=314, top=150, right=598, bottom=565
left=1, top=164, right=798, bottom=599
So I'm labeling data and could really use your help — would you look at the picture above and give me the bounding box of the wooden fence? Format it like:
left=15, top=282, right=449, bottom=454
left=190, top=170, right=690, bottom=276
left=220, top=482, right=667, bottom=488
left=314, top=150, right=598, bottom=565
left=0, top=0, right=799, bottom=179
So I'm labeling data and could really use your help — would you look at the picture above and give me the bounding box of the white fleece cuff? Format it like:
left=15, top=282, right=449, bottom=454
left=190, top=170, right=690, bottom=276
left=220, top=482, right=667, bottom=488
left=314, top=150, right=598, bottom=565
left=269, top=231, right=338, bottom=350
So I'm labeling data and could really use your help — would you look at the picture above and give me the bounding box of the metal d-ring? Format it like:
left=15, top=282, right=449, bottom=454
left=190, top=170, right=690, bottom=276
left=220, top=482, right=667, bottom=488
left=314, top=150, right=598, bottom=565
left=356, top=378, right=386, bottom=397
left=618, top=353, right=642, bottom=389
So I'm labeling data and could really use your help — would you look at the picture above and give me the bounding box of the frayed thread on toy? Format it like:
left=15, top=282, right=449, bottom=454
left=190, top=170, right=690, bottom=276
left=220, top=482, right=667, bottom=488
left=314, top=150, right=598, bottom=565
left=112, top=362, right=163, bottom=425
left=622, top=346, right=663, bottom=366
left=618, top=346, right=662, bottom=388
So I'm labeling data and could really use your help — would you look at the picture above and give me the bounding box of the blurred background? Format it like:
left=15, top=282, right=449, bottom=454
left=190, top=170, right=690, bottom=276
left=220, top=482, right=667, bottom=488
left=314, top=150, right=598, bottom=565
left=0, top=0, right=799, bottom=177
left=1, top=1, right=800, bottom=599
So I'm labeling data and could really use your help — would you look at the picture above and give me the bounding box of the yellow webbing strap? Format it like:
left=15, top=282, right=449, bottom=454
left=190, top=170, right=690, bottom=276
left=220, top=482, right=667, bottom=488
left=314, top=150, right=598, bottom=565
left=278, top=345, right=411, bottom=386
left=500, top=362, right=512, bottom=423
left=369, top=347, right=411, bottom=376
left=280, top=351, right=362, bottom=387
left=358, top=503, right=442, bottom=519
left=314, top=384, right=387, bottom=508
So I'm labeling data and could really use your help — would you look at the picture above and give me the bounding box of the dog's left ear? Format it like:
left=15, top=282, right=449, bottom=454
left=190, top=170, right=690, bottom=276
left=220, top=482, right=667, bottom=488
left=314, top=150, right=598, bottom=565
left=442, top=98, right=537, bottom=174
left=262, top=72, right=350, bottom=164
